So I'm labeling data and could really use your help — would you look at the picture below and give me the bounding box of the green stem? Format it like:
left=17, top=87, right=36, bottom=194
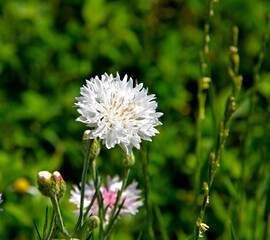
left=92, top=160, right=97, bottom=186
left=195, top=0, right=218, bottom=201
left=72, top=139, right=92, bottom=235
left=104, top=167, right=131, bottom=238
left=194, top=182, right=209, bottom=240
left=51, top=195, right=70, bottom=239
left=195, top=112, right=202, bottom=199
left=99, top=192, right=104, bottom=240
left=140, top=147, right=154, bottom=240
left=89, top=158, right=103, bottom=240
left=83, top=185, right=100, bottom=221
left=45, top=209, right=56, bottom=240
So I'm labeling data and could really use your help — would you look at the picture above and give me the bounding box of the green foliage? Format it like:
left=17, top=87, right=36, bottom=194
left=0, top=0, right=270, bottom=239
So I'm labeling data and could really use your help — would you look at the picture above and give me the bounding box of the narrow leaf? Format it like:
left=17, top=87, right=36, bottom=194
left=43, top=207, right=49, bottom=239
left=33, top=219, right=42, bottom=240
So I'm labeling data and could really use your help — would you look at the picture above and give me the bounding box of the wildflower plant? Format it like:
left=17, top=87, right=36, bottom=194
left=35, top=73, right=162, bottom=240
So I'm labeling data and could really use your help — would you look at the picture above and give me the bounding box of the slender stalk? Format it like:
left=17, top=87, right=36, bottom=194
left=195, top=0, right=218, bottom=199
left=140, top=147, right=154, bottom=240
left=71, top=139, right=92, bottom=236
left=89, top=158, right=103, bottom=240
left=79, top=139, right=92, bottom=224
left=104, top=167, right=130, bottom=238
left=92, top=160, right=97, bottom=186
left=194, top=23, right=241, bottom=240
left=51, top=195, right=70, bottom=239
left=83, top=186, right=100, bottom=221
left=45, top=209, right=56, bottom=240
left=99, top=192, right=104, bottom=240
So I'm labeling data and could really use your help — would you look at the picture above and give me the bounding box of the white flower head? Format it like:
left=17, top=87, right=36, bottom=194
left=75, top=73, right=163, bottom=154
left=69, top=176, right=144, bottom=221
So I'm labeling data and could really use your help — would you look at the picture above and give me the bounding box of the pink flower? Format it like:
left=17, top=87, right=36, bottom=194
left=69, top=176, right=143, bottom=220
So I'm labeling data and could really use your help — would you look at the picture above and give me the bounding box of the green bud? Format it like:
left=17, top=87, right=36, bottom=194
left=52, top=171, right=66, bottom=199
left=87, top=215, right=100, bottom=232
left=202, top=77, right=211, bottom=90
left=203, top=182, right=209, bottom=193
left=236, top=75, right=243, bottom=88
left=89, top=138, right=100, bottom=160
left=226, top=94, right=237, bottom=119
left=37, top=171, right=58, bottom=198
left=82, top=130, right=90, bottom=155
left=208, top=151, right=216, bottom=187
left=122, top=153, right=135, bottom=167
left=227, top=66, right=235, bottom=80
left=37, top=171, right=66, bottom=199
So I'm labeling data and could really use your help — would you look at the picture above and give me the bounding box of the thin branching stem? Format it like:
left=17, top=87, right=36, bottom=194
left=45, top=209, right=56, bottom=240
left=71, top=139, right=92, bottom=235
left=194, top=22, right=242, bottom=240
left=195, top=0, right=218, bottom=200
left=51, top=195, right=70, bottom=239
left=104, top=167, right=130, bottom=238
left=89, top=157, right=104, bottom=240
left=140, top=147, right=155, bottom=240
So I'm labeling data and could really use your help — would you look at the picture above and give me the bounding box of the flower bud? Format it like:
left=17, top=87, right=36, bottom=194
left=208, top=151, right=216, bottom=181
left=87, top=215, right=100, bottom=232
left=122, top=153, right=135, bottom=167
left=37, top=171, right=56, bottom=197
left=225, top=94, right=237, bottom=119
left=82, top=130, right=91, bottom=155
left=37, top=171, right=66, bottom=199
left=202, top=77, right=211, bottom=90
left=89, top=138, right=100, bottom=160
left=52, top=171, right=66, bottom=199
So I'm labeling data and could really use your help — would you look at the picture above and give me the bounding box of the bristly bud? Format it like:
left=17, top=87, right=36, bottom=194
left=87, top=215, right=100, bottom=232
left=82, top=130, right=91, bottom=155
left=37, top=171, right=56, bottom=198
left=52, top=171, right=66, bottom=199
left=37, top=171, right=66, bottom=199
left=122, top=152, right=135, bottom=168
left=89, top=138, right=100, bottom=160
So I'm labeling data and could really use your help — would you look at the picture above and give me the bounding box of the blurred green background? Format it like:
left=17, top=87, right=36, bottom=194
left=1, top=0, right=270, bottom=239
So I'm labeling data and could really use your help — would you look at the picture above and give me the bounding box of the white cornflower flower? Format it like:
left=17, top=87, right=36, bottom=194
left=75, top=73, right=163, bottom=154
left=69, top=176, right=144, bottom=221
